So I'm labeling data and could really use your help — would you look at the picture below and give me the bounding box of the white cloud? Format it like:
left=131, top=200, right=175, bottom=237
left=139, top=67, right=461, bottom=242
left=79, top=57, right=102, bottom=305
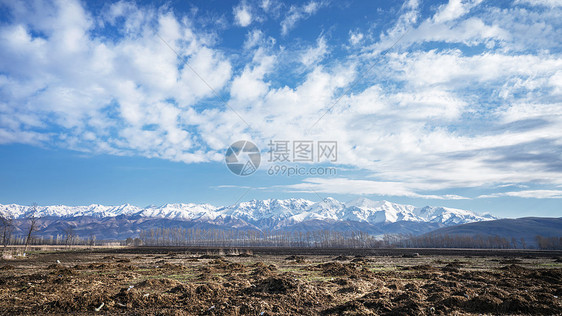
left=0, top=0, right=232, bottom=163
left=349, top=31, right=364, bottom=45
left=233, top=2, right=252, bottom=27
left=479, top=190, right=562, bottom=199
left=281, top=1, right=325, bottom=35
left=390, top=50, right=562, bottom=88
left=1, top=0, right=562, bottom=200
left=281, top=178, right=468, bottom=199
left=230, top=48, right=275, bottom=102
left=408, top=17, right=509, bottom=46
left=433, top=0, right=483, bottom=23
left=300, top=36, right=328, bottom=66
left=260, top=0, right=272, bottom=11
left=244, top=29, right=263, bottom=50
left=515, top=0, right=562, bottom=8
left=243, top=29, right=275, bottom=50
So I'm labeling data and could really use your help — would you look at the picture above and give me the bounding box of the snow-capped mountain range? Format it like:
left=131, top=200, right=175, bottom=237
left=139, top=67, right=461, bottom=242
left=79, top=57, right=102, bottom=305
left=0, top=197, right=495, bottom=227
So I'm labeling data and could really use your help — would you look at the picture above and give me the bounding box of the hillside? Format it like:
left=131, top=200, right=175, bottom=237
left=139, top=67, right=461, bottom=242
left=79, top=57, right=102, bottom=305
left=425, top=217, right=562, bottom=247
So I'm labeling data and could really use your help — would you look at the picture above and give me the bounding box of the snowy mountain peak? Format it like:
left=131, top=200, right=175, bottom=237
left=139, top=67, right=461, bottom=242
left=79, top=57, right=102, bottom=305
left=347, top=198, right=389, bottom=208
left=314, top=197, right=345, bottom=210
left=0, top=198, right=496, bottom=228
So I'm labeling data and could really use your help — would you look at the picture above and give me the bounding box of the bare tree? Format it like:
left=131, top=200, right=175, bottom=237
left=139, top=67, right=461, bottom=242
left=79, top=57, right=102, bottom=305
left=64, top=225, right=75, bottom=248
left=1, top=214, right=14, bottom=254
left=23, top=203, right=39, bottom=253
left=89, top=234, right=96, bottom=247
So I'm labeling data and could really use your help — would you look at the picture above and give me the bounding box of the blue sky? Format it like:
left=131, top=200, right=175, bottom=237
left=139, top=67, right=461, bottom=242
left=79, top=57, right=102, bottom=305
left=0, top=0, right=561, bottom=218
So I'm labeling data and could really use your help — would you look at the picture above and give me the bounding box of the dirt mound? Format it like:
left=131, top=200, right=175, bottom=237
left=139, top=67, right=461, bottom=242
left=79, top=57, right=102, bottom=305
left=47, top=263, right=64, bottom=269
left=252, top=261, right=269, bottom=268
left=442, top=262, right=463, bottom=272
left=194, top=282, right=226, bottom=299
left=441, top=295, right=469, bottom=308
left=465, top=293, right=503, bottom=312
left=111, top=287, right=173, bottom=310
left=333, top=255, right=350, bottom=261
left=285, top=255, right=307, bottom=263
left=317, top=262, right=363, bottom=277
left=251, top=262, right=277, bottom=277
left=336, top=280, right=376, bottom=295
left=500, top=264, right=528, bottom=273
left=135, top=278, right=182, bottom=289
left=325, top=287, right=426, bottom=315
left=251, top=276, right=301, bottom=294
left=52, top=267, right=76, bottom=276
left=528, top=269, right=562, bottom=285
left=324, top=263, right=562, bottom=316
left=166, top=283, right=195, bottom=294
left=206, top=258, right=246, bottom=273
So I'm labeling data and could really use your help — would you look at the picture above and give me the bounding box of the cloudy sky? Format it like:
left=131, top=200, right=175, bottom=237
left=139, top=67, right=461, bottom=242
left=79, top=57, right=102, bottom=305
left=0, top=0, right=561, bottom=217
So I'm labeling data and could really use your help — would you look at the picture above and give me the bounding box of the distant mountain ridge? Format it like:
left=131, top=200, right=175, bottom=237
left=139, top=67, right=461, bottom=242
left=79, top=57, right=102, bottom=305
left=0, top=198, right=495, bottom=224
left=424, top=217, right=562, bottom=247
left=0, top=198, right=496, bottom=239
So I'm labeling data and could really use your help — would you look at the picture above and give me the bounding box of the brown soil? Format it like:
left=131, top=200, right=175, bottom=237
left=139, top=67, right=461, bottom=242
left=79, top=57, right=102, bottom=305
left=0, top=248, right=561, bottom=315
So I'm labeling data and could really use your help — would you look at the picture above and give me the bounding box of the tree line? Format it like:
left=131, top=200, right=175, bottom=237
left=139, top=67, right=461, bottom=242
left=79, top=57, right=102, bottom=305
left=398, top=234, right=562, bottom=249
left=1, top=203, right=40, bottom=253
left=1, top=204, right=98, bottom=253
left=138, top=227, right=385, bottom=248
left=137, top=227, right=562, bottom=250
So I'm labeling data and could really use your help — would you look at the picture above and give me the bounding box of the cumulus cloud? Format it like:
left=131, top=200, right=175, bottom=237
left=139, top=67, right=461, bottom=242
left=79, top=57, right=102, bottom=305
left=230, top=48, right=275, bottom=102
left=349, top=31, right=364, bottom=45
left=0, top=0, right=232, bottom=163
left=233, top=2, right=252, bottom=27
left=433, top=0, right=483, bottom=23
left=300, top=36, right=328, bottom=66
